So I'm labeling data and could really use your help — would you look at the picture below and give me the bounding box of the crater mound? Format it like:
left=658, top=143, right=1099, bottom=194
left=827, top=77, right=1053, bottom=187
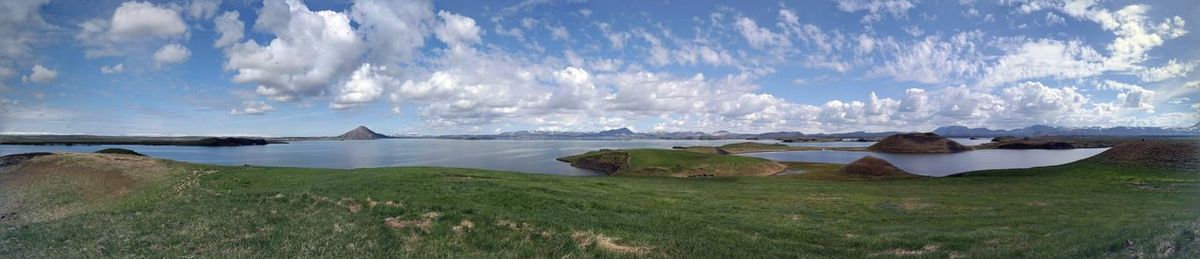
left=867, top=133, right=970, bottom=153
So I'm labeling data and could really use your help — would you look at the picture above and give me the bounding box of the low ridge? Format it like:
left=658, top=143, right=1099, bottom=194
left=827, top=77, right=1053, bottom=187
left=1086, top=141, right=1199, bottom=170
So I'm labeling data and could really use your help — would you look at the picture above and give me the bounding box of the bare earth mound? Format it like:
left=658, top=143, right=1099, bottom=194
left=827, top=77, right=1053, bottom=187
left=868, top=133, right=971, bottom=153
left=0, top=153, right=175, bottom=223
left=1086, top=141, right=1200, bottom=170
left=835, top=156, right=920, bottom=179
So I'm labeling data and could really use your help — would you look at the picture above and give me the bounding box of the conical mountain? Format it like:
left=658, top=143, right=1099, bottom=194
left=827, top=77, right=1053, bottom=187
left=339, top=126, right=389, bottom=140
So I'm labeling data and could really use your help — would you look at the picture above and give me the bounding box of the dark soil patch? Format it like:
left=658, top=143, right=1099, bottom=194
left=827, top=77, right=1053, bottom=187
left=0, top=152, right=54, bottom=167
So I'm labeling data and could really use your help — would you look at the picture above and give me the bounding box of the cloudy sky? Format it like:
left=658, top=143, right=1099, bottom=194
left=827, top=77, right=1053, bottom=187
left=0, top=0, right=1197, bottom=136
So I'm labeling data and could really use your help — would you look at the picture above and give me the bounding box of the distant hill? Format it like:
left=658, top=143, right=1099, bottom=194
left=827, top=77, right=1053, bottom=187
left=933, top=125, right=1200, bottom=137
left=593, top=127, right=635, bottom=136
left=339, top=126, right=389, bottom=140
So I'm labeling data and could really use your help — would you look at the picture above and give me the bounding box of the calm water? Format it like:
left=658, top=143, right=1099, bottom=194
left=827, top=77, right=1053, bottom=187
left=741, top=148, right=1107, bottom=176
left=780, top=138, right=992, bottom=148
left=0, top=139, right=1104, bottom=177
left=0, top=139, right=775, bottom=176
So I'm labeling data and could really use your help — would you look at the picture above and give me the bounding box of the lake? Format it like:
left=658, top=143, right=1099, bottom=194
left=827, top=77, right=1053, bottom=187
left=0, top=139, right=775, bottom=176
left=0, top=139, right=1104, bottom=176
left=741, top=148, right=1107, bottom=176
left=781, top=138, right=991, bottom=148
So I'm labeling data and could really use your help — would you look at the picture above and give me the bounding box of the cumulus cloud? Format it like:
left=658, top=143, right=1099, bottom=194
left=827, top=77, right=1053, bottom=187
left=100, top=63, right=124, bottom=74
left=220, top=0, right=364, bottom=102
left=1138, top=59, right=1195, bottom=82
left=434, top=10, right=482, bottom=50
left=980, top=39, right=1105, bottom=88
left=76, top=1, right=189, bottom=58
left=21, top=64, right=56, bottom=84
left=0, top=0, right=51, bottom=85
left=188, top=0, right=220, bottom=20
left=332, top=63, right=394, bottom=109
left=735, top=17, right=790, bottom=50
left=212, top=11, right=244, bottom=48
left=1100, top=80, right=1156, bottom=112
left=351, top=0, right=434, bottom=64
left=153, top=43, right=191, bottom=67
left=230, top=100, right=274, bottom=115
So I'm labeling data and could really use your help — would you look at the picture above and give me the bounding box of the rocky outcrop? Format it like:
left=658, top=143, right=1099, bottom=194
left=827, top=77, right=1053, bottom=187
left=867, top=133, right=971, bottom=153
left=556, top=150, right=630, bottom=175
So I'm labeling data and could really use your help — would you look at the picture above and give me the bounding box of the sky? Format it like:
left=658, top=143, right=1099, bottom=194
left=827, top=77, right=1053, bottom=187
left=0, top=0, right=1198, bottom=136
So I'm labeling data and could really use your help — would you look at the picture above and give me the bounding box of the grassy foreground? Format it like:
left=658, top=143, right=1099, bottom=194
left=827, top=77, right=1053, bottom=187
left=2, top=154, right=1199, bottom=257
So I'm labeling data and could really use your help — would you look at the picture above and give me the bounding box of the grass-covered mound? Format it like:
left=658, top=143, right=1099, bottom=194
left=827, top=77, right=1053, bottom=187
left=0, top=153, right=182, bottom=224
left=835, top=156, right=922, bottom=179
left=557, top=149, right=786, bottom=177
left=2, top=153, right=1199, bottom=257
left=94, top=148, right=146, bottom=156
left=1086, top=141, right=1199, bottom=170
left=868, top=133, right=971, bottom=153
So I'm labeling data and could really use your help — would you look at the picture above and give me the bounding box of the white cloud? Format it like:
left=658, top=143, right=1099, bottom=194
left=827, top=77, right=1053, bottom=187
left=434, top=10, right=482, bottom=50
left=835, top=0, right=917, bottom=23
left=188, top=0, right=220, bottom=20
left=980, top=39, right=1105, bottom=88
left=230, top=100, right=274, bottom=115
left=1138, top=59, right=1195, bottom=82
left=351, top=0, right=434, bottom=64
left=547, top=24, right=570, bottom=41
left=0, top=0, right=50, bottom=76
left=1045, top=12, right=1065, bottom=26
left=220, top=0, right=364, bottom=102
left=100, top=63, right=124, bottom=74
left=596, top=22, right=629, bottom=49
left=110, top=1, right=188, bottom=38
left=332, top=63, right=393, bottom=109
left=873, top=31, right=984, bottom=84
left=21, top=64, right=56, bottom=84
left=76, top=1, right=189, bottom=58
left=734, top=17, right=790, bottom=50
left=153, top=43, right=191, bottom=66
left=213, top=11, right=244, bottom=48
left=1100, top=80, right=1156, bottom=112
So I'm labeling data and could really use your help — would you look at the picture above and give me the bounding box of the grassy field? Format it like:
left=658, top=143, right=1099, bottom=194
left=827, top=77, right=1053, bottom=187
left=2, top=153, right=1199, bottom=257
left=557, top=149, right=785, bottom=176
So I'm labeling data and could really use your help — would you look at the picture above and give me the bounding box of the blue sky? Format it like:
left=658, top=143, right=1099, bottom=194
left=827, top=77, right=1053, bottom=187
left=0, top=0, right=1197, bottom=136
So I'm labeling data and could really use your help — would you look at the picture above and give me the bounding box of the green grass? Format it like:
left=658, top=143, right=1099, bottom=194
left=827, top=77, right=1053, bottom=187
left=559, top=149, right=784, bottom=176
left=2, top=155, right=1199, bottom=257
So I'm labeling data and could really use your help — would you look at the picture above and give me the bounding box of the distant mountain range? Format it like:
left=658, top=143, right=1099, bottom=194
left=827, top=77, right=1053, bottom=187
left=426, top=124, right=1200, bottom=140
left=931, top=124, right=1200, bottom=137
